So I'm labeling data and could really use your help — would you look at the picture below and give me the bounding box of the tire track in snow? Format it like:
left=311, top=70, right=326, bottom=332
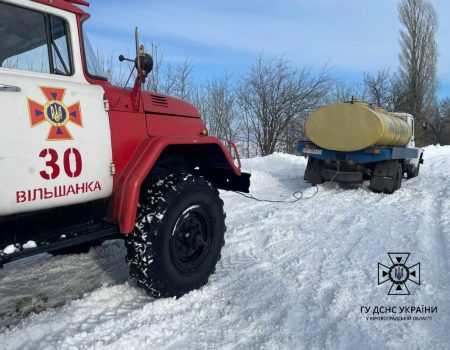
left=0, top=241, right=129, bottom=329
left=411, top=165, right=450, bottom=346
left=1, top=148, right=450, bottom=350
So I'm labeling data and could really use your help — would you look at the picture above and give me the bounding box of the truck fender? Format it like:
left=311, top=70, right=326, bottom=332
left=404, top=149, right=424, bottom=168
left=110, top=136, right=242, bottom=233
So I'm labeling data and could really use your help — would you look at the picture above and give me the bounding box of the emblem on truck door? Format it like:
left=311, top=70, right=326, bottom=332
left=27, top=87, right=82, bottom=141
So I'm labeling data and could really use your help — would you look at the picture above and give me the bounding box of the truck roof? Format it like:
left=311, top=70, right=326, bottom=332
left=31, top=0, right=88, bottom=15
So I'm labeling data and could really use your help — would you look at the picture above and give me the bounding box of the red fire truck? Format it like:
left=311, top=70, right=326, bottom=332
left=0, top=0, right=250, bottom=298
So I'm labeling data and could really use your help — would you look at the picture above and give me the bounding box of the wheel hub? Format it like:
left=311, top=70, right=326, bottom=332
left=170, top=207, right=212, bottom=272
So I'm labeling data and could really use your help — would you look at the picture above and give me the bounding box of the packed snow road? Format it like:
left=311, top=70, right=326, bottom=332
left=1, top=146, right=449, bottom=349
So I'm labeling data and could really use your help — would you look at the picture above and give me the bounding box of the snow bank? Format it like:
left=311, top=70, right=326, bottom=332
left=0, top=146, right=449, bottom=349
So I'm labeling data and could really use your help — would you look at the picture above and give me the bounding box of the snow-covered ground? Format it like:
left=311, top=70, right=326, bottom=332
left=1, top=146, right=449, bottom=349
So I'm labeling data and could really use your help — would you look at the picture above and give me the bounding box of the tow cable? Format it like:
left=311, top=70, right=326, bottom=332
left=232, top=186, right=319, bottom=203
left=231, top=163, right=341, bottom=203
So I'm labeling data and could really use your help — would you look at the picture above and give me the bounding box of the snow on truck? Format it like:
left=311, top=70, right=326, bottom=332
left=298, top=100, right=424, bottom=194
left=0, top=0, right=250, bottom=297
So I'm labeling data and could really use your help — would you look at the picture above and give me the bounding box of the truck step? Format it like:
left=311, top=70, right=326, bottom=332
left=0, top=222, right=120, bottom=267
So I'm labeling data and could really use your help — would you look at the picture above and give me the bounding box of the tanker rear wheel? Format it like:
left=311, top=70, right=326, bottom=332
left=370, top=160, right=402, bottom=194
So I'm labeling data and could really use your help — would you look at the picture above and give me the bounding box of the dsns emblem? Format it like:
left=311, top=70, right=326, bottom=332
left=27, top=87, right=82, bottom=141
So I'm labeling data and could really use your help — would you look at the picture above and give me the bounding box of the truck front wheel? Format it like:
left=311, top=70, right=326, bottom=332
left=125, top=174, right=225, bottom=298
left=406, top=163, right=420, bottom=179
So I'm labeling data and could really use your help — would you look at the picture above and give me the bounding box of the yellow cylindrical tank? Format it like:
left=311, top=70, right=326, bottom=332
left=305, top=102, right=413, bottom=152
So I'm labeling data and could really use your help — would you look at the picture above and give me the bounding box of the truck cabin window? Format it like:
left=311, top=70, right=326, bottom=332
left=82, top=20, right=107, bottom=80
left=0, top=2, right=72, bottom=75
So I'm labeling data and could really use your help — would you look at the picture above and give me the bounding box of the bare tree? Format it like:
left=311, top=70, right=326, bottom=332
left=94, top=46, right=131, bottom=86
left=197, top=73, right=238, bottom=141
left=363, top=69, right=392, bottom=107
left=96, top=41, right=194, bottom=100
left=237, top=109, right=256, bottom=158
left=162, top=58, right=194, bottom=101
left=328, top=81, right=365, bottom=104
left=281, top=113, right=309, bottom=153
left=190, top=85, right=208, bottom=118
left=386, top=74, right=409, bottom=112
left=3, top=51, right=49, bottom=74
left=426, top=98, right=450, bottom=145
left=398, top=0, right=438, bottom=145
left=363, top=70, right=407, bottom=111
left=237, top=54, right=331, bottom=156
left=2, top=55, right=19, bottom=69
left=144, top=43, right=164, bottom=93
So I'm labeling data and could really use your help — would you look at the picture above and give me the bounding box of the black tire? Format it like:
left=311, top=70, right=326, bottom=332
left=394, top=163, right=403, bottom=191
left=370, top=160, right=402, bottom=194
left=406, top=163, right=420, bottom=179
left=125, top=173, right=225, bottom=298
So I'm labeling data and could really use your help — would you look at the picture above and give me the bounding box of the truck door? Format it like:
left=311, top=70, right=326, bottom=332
left=0, top=1, right=113, bottom=216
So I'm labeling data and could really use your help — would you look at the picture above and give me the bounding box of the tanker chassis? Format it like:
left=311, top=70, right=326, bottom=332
left=297, top=101, right=424, bottom=194
left=297, top=141, right=423, bottom=193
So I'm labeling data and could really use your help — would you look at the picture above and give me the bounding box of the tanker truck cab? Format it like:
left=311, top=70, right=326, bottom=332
left=390, top=112, right=423, bottom=177
left=393, top=113, right=416, bottom=148
left=298, top=101, right=424, bottom=194
left=0, top=0, right=251, bottom=298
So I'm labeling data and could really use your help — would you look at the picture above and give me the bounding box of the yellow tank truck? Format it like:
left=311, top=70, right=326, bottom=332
left=297, top=100, right=424, bottom=194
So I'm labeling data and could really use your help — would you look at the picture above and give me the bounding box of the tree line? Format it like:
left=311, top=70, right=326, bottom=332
left=103, top=0, right=449, bottom=157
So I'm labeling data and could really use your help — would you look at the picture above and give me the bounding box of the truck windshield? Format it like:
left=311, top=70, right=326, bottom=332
left=82, top=20, right=107, bottom=80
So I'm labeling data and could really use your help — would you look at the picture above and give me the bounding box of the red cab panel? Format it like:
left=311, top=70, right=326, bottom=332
left=141, top=93, right=200, bottom=118
left=146, top=114, right=205, bottom=137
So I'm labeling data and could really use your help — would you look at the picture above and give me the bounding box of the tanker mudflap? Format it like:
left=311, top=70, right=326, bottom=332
left=304, top=158, right=324, bottom=185
left=322, top=168, right=363, bottom=182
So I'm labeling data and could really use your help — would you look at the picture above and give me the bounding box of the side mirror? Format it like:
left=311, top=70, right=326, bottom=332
left=137, top=53, right=153, bottom=75
left=118, top=51, right=153, bottom=75
left=133, top=28, right=152, bottom=76
left=117, top=28, right=153, bottom=86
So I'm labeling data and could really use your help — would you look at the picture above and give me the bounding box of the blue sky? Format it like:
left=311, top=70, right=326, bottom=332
left=84, top=0, right=450, bottom=98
